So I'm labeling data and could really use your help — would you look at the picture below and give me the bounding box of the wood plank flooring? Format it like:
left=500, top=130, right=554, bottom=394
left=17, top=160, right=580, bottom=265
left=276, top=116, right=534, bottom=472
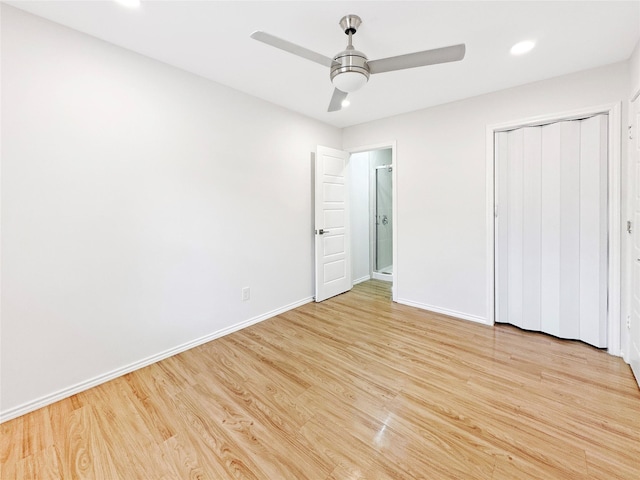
left=1, top=280, right=639, bottom=479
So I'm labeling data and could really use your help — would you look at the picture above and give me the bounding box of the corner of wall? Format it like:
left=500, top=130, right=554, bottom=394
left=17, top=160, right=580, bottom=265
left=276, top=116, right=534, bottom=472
left=630, top=38, right=640, bottom=99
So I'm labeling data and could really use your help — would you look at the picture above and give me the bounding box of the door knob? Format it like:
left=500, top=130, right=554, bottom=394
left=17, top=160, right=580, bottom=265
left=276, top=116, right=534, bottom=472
left=318, top=229, right=330, bottom=235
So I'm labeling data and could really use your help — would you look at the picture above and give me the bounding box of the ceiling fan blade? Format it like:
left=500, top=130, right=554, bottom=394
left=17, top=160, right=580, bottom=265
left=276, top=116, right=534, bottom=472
left=250, top=31, right=336, bottom=68
left=368, top=44, right=466, bottom=75
left=328, top=88, right=348, bottom=112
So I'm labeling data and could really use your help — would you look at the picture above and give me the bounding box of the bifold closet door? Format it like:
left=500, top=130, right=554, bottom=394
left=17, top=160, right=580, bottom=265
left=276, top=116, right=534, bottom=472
left=495, top=115, right=608, bottom=348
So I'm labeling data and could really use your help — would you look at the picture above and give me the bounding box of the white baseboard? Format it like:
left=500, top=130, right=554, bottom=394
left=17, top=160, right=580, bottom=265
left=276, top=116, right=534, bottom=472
left=631, top=359, right=640, bottom=388
left=631, top=341, right=640, bottom=388
left=372, top=272, right=392, bottom=282
left=396, top=298, right=490, bottom=326
left=0, top=296, right=313, bottom=423
left=353, top=275, right=371, bottom=285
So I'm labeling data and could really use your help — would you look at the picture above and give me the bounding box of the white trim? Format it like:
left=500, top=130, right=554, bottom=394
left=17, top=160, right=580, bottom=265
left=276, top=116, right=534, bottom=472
left=632, top=361, right=640, bottom=386
left=0, top=5, right=3, bottom=429
left=372, top=271, right=392, bottom=282
left=391, top=143, right=398, bottom=302
left=486, top=124, right=496, bottom=326
left=487, top=104, right=620, bottom=131
left=353, top=274, right=371, bottom=285
left=0, top=296, right=313, bottom=423
left=347, top=141, right=395, bottom=155
left=369, top=153, right=376, bottom=282
left=608, top=104, right=622, bottom=356
left=397, top=298, right=490, bottom=325
left=486, top=103, right=622, bottom=356
left=346, top=141, right=398, bottom=302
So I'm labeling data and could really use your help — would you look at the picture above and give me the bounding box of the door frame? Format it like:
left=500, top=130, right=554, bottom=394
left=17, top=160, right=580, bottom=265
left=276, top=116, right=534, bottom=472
left=485, top=103, right=622, bottom=356
left=627, top=93, right=640, bottom=381
left=347, top=141, right=397, bottom=302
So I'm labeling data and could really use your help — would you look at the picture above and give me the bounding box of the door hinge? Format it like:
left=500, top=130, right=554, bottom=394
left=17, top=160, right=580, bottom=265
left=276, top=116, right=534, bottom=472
left=629, top=125, right=633, bottom=140
left=627, top=220, right=633, bottom=234
left=494, top=204, right=498, bottom=218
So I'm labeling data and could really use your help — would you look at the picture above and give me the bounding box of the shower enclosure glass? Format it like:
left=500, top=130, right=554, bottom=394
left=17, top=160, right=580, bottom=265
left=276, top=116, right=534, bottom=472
left=374, top=165, right=393, bottom=275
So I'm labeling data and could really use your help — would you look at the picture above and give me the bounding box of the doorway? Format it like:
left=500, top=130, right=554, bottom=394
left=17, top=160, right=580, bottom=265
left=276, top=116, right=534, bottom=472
left=348, top=145, right=396, bottom=290
left=494, top=114, right=608, bottom=348
left=486, top=103, right=622, bottom=354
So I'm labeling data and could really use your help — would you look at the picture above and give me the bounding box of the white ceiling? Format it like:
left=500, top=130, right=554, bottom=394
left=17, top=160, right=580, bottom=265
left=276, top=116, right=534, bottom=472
left=7, top=1, right=640, bottom=128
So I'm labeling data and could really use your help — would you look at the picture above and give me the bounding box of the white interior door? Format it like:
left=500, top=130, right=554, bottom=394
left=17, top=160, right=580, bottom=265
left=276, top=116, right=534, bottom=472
left=630, top=96, right=640, bottom=384
left=495, top=115, right=608, bottom=348
left=315, top=146, right=352, bottom=302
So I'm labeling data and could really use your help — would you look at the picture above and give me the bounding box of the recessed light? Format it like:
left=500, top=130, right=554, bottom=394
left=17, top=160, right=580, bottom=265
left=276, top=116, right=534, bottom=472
left=341, top=99, right=351, bottom=108
left=510, top=40, right=535, bottom=56
left=115, top=0, right=141, bottom=8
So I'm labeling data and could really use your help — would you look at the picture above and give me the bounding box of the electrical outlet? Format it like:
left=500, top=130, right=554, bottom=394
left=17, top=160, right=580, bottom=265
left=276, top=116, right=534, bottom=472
left=242, top=287, right=250, bottom=302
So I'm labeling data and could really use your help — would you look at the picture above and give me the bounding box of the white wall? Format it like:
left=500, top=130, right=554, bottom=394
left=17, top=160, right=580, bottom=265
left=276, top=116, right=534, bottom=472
left=371, top=149, right=392, bottom=168
left=348, top=152, right=371, bottom=283
left=344, top=62, right=630, bottom=324
left=0, top=5, right=341, bottom=420
left=630, top=39, right=640, bottom=98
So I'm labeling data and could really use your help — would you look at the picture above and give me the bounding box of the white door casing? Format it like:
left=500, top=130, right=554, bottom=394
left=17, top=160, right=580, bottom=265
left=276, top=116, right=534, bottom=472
left=315, top=146, right=352, bottom=302
left=630, top=96, right=640, bottom=385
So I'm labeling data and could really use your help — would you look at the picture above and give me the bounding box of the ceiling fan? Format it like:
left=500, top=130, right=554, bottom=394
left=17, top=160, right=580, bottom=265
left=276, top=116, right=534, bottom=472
left=251, top=14, right=465, bottom=112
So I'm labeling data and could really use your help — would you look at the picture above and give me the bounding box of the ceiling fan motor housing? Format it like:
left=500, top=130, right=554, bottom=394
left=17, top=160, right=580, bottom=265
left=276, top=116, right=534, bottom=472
left=330, top=48, right=370, bottom=92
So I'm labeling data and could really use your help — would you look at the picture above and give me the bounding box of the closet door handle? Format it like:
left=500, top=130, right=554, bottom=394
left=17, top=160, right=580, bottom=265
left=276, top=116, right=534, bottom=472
left=317, top=229, right=330, bottom=235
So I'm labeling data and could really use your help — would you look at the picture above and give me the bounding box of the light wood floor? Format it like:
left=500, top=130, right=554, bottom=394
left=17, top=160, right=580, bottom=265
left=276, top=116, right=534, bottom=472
left=2, top=280, right=639, bottom=479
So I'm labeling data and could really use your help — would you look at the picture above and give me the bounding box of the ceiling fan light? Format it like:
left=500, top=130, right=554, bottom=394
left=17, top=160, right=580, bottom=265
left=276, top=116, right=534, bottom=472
left=332, top=71, right=368, bottom=93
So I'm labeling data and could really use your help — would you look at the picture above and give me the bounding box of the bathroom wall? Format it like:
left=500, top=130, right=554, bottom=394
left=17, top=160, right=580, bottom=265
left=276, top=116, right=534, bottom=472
left=348, top=152, right=371, bottom=283
left=373, top=150, right=393, bottom=273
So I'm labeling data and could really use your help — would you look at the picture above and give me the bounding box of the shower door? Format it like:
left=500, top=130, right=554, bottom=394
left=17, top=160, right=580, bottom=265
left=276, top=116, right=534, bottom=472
left=375, top=165, right=393, bottom=275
